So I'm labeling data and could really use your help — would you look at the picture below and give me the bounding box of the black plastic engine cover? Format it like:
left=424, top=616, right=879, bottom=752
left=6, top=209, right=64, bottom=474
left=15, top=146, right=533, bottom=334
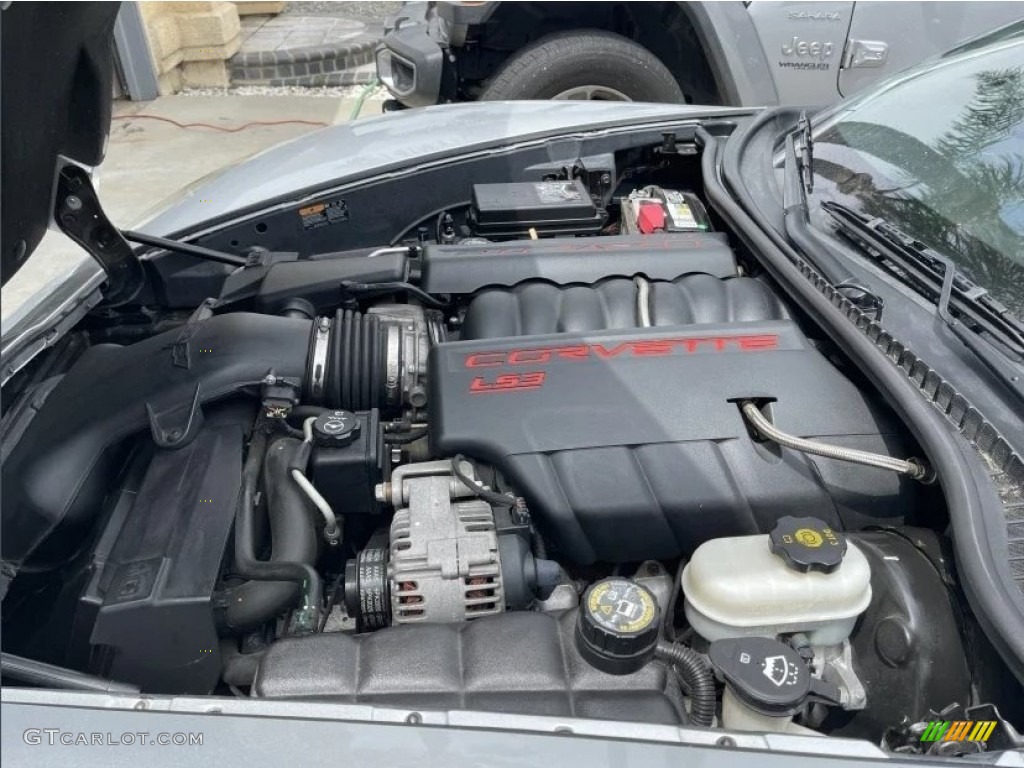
left=255, top=610, right=685, bottom=724
left=431, top=320, right=918, bottom=564
left=462, top=274, right=788, bottom=339
left=420, top=232, right=736, bottom=295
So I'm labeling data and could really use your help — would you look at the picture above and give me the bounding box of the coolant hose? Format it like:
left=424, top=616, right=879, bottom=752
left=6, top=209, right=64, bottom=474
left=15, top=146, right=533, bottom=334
left=740, top=401, right=933, bottom=481
left=656, top=641, right=716, bottom=727
left=226, top=432, right=322, bottom=632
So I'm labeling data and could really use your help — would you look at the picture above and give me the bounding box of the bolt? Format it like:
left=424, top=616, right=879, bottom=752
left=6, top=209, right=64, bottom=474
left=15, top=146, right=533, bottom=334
left=65, top=195, right=83, bottom=211
left=318, top=317, right=330, bottom=332
left=263, top=374, right=277, bottom=385
left=167, top=429, right=183, bottom=441
left=716, top=736, right=736, bottom=747
left=405, top=712, right=422, bottom=724
left=324, top=524, right=341, bottom=546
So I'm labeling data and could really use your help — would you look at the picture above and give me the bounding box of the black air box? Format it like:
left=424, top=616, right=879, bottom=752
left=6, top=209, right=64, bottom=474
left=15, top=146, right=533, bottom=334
left=73, top=423, right=242, bottom=694
left=469, top=179, right=606, bottom=238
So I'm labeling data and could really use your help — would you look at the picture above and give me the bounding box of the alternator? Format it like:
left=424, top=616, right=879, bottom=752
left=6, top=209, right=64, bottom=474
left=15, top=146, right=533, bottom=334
left=386, top=461, right=505, bottom=624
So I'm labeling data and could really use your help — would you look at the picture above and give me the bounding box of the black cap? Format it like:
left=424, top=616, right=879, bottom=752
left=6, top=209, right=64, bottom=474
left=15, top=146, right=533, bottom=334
left=709, top=636, right=842, bottom=717
left=769, top=516, right=847, bottom=574
left=575, top=578, right=660, bottom=675
left=313, top=410, right=360, bottom=448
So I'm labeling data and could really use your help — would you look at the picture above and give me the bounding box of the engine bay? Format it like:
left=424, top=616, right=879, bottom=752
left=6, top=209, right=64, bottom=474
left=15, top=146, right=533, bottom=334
left=2, top=132, right=1019, bottom=753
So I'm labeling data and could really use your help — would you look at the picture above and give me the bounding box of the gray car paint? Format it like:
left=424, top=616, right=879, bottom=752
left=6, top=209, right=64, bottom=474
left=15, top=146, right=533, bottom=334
left=837, top=1, right=1023, bottom=95
left=5, top=687, right=994, bottom=768
left=138, top=100, right=748, bottom=237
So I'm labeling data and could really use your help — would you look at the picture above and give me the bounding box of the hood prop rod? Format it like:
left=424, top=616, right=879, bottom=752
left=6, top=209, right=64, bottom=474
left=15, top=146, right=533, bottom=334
left=122, top=229, right=247, bottom=267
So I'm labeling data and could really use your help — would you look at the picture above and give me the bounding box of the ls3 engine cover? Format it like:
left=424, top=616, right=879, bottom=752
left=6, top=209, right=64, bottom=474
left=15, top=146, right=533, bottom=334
left=430, top=320, right=919, bottom=564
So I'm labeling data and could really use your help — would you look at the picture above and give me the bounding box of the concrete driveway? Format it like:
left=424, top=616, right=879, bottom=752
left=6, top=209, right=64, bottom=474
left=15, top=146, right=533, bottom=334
left=2, top=93, right=380, bottom=323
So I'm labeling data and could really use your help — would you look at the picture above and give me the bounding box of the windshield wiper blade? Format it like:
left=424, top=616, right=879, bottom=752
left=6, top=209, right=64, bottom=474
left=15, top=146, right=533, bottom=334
left=822, top=200, right=1024, bottom=401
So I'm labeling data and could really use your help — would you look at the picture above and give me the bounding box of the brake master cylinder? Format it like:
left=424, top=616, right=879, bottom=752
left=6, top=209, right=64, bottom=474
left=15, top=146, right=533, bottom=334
left=684, top=516, right=872, bottom=732
left=682, top=516, right=872, bottom=645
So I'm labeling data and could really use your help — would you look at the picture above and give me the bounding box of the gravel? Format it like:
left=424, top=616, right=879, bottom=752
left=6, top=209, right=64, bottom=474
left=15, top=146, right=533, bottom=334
left=182, top=84, right=388, bottom=100
left=280, top=1, right=402, bottom=23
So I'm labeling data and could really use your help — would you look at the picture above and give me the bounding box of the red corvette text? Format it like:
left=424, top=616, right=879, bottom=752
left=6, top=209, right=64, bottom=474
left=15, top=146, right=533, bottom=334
left=464, top=333, right=779, bottom=369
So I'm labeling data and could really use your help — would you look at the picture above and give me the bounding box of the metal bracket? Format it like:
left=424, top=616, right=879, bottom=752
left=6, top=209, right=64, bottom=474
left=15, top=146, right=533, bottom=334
left=53, top=163, right=144, bottom=306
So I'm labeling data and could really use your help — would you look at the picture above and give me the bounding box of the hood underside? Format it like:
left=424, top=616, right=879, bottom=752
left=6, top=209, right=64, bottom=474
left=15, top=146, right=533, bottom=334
left=0, top=2, right=119, bottom=285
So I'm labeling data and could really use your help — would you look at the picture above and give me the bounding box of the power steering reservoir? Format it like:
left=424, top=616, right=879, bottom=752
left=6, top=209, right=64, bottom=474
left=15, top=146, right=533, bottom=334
left=682, top=516, right=872, bottom=645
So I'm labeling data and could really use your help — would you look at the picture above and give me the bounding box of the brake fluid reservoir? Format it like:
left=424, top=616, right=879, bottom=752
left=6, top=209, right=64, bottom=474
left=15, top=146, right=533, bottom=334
left=682, top=516, right=871, bottom=646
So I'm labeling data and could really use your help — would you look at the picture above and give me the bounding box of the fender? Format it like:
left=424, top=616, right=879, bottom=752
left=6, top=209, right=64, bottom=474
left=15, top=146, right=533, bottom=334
left=682, top=1, right=780, bottom=107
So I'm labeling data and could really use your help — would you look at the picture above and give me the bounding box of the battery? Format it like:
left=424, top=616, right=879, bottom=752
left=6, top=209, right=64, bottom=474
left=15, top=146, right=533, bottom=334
left=469, top=179, right=607, bottom=238
left=621, top=186, right=711, bottom=235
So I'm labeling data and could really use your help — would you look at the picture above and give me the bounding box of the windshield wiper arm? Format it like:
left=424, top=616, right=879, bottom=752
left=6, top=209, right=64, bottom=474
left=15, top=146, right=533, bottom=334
left=796, top=111, right=814, bottom=195
left=822, top=200, right=1024, bottom=402
left=781, top=123, right=883, bottom=314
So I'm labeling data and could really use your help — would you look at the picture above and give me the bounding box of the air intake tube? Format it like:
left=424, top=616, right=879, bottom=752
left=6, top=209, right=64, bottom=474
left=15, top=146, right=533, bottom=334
left=305, top=307, right=436, bottom=413
left=2, top=307, right=434, bottom=574
left=2, top=313, right=312, bottom=570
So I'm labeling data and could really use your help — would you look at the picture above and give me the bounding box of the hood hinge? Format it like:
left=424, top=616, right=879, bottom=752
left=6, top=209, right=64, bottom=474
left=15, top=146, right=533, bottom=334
left=53, top=163, right=144, bottom=306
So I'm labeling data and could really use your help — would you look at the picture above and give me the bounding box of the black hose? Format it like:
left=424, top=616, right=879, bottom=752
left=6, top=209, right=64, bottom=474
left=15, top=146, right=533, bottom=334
left=451, top=454, right=517, bottom=507
left=287, top=405, right=332, bottom=423
left=384, top=427, right=429, bottom=445
left=663, top=558, right=687, bottom=642
left=339, top=280, right=449, bottom=309
left=226, top=431, right=322, bottom=632
left=656, top=641, right=716, bottom=727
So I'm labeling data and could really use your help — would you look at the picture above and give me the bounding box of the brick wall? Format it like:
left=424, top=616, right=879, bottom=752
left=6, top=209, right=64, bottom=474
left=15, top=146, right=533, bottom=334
left=139, top=1, right=285, bottom=93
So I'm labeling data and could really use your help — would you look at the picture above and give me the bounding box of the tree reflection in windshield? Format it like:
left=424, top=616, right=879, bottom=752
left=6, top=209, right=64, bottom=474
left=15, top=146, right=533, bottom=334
left=812, top=61, right=1024, bottom=318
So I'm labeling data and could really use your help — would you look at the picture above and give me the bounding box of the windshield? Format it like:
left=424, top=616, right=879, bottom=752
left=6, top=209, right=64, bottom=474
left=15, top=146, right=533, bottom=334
left=808, top=35, right=1024, bottom=317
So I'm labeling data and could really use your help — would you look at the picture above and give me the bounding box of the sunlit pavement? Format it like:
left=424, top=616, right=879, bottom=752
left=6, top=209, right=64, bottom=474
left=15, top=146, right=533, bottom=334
left=2, top=94, right=381, bottom=323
